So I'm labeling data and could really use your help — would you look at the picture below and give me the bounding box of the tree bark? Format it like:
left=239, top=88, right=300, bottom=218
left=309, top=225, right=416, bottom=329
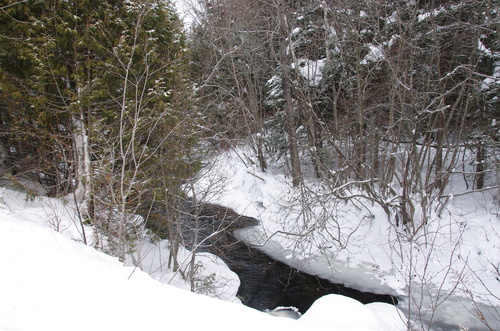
left=278, top=0, right=302, bottom=187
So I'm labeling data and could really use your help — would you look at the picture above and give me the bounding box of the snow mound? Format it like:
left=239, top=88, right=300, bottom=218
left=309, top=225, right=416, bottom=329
left=0, top=187, right=405, bottom=331
left=0, top=210, right=298, bottom=331
left=298, top=294, right=405, bottom=331
left=365, top=303, right=407, bottom=331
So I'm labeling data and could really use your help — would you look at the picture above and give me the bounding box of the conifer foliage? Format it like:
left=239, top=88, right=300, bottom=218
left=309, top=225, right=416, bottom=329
left=0, top=0, right=199, bottom=259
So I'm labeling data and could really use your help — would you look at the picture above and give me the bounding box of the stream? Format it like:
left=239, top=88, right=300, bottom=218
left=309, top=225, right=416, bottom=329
left=146, top=202, right=500, bottom=330
left=174, top=202, right=398, bottom=314
left=209, top=235, right=397, bottom=312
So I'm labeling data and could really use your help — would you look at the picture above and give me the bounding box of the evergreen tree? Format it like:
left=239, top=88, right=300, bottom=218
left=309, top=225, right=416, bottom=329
left=0, top=0, right=199, bottom=259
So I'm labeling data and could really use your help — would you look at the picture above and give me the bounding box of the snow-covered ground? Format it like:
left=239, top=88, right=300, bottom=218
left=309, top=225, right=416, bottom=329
left=0, top=186, right=405, bottom=331
left=1, top=143, right=498, bottom=330
left=191, top=147, right=500, bottom=330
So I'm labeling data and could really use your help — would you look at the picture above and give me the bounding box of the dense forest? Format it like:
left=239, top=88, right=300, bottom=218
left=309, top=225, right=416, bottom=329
left=191, top=0, right=499, bottom=193
left=0, top=0, right=201, bottom=261
left=1, top=0, right=499, bottom=330
left=188, top=0, right=500, bottom=248
left=0, top=0, right=499, bottom=300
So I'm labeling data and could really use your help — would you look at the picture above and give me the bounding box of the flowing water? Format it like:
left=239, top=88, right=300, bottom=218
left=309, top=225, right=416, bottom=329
left=175, top=202, right=397, bottom=313
left=148, top=202, right=499, bottom=329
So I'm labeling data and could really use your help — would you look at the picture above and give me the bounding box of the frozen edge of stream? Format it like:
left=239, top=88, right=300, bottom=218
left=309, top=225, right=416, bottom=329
left=235, top=226, right=500, bottom=331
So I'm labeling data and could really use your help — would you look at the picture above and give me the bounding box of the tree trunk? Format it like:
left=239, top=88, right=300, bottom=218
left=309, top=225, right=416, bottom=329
left=279, top=0, right=302, bottom=187
left=72, top=114, right=91, bottom=244
left=475, top=142, right=485, bottom=190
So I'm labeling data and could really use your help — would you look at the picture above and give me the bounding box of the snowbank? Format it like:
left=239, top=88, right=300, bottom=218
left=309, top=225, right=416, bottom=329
left=0, top=187, right=405, bottom=331
left=191, top=147, right=500, bottom=330
left=300, top=295, right=406, bottom=331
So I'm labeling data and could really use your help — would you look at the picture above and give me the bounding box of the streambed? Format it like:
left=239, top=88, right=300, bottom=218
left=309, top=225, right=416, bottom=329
left=145, top=201, right=500, bottom=330
left=175, top=202, right=398, bottom=313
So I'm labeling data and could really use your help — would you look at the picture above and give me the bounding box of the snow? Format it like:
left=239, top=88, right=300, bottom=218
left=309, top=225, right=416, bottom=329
left=385, top=11, right=398, bottom=25
left=417, top=8, right=444, bottom=22
left=192, top=146, right=500, bottom=330
left=477, top=37, right=500, bottom=90
left=2, top=142, right=499, bottom=330
left=481, top=60, right=500, bottom=90
left=360, top=36, right=399, bottom=65
left=124, top=238, right=241, bottom=302
left=0, top=186, right=406, bottom=331
left=300, top=295, right=406, bottom=331
left=361, top=44, right=384, bottom=65
left=294, top=58, right=326, bottom=86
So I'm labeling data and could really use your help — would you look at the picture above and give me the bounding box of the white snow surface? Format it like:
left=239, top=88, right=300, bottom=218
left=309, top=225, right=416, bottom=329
left=0, top=187, right=405, bottom=331
left=2, top=143, right=499, bottom=330
left=293, top=58, right=326, bottom=86
left=192, top=146, right=500, bottom=330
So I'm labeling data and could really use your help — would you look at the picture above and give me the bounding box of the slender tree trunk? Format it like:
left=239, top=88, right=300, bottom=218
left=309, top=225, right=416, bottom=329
left=278, top=0, right=302, bottom=186
left=73, top=113, right=91, bottom=244
left=475, top=142, right=485, bottom=190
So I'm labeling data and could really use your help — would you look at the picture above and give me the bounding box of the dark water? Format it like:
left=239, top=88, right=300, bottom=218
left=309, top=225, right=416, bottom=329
left=146, top=202, right=500, bottom=330
left=213, top=236, right=398, bottom=313
left=167, top=202, right=398, bottom=313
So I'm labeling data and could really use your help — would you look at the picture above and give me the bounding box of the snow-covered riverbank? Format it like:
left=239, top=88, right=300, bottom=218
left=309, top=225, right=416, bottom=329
left=192, top=147, right=500, bottom=330
left=1, top=144, right=498, bottom=330
left=0, top=186, right=405, bottom=331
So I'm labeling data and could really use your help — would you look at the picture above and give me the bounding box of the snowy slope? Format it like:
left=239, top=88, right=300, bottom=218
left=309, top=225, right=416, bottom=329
left=0, top=187, right=405, bottom=331
left=191, top=147, right=500, bottom=330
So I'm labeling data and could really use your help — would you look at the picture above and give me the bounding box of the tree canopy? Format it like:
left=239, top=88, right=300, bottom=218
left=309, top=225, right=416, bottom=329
left=0, top=0, right=199, bottom=259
